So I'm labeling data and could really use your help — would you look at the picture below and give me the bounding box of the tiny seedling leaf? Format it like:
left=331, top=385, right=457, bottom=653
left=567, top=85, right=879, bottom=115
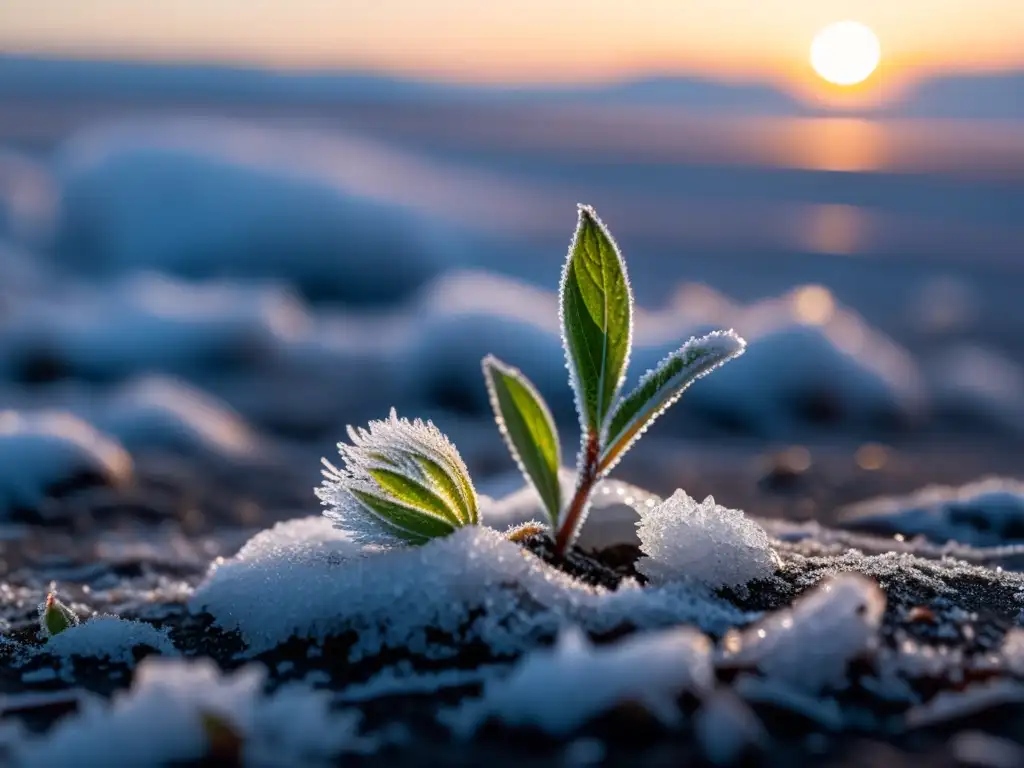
left=41, top=593, right=79, bottom=637
left=483, top=355, right=562, bottom=527
left=560, top=205, right=633, bottom=438
left=349, top=489, right=458, bottom=544
left=601, top=330, right=747, bottom=473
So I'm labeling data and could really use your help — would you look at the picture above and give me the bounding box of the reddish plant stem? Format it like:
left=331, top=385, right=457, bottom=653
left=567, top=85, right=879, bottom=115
left=554, top=431, right=601, bottom=557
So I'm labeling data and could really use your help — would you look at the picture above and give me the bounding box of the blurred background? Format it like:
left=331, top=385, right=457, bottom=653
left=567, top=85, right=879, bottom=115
left=1, top=0, right=1023, bottom=523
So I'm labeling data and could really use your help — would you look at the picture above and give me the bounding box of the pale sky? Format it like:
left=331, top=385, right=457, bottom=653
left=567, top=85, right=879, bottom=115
left=1, top=0, right=1022, bottom=85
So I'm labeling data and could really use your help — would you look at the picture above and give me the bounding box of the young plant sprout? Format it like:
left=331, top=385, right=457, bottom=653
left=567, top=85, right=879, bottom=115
left=484, top=205, right=746, bottom=556
left=319, top=205, right=745, bottom=555
left=317, top=409, right=479, bottom=545
left=41, top=592, right=79, bottom=637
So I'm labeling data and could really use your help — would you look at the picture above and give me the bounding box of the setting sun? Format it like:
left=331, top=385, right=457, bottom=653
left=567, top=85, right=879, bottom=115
left=810, top=21, right=881, bottom=86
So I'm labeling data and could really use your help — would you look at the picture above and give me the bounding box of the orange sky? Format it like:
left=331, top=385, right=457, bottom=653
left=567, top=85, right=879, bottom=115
left=1, top=0, right=1022, bottom=89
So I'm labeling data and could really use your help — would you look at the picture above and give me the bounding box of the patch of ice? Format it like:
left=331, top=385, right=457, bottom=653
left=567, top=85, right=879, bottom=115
left=12, top=657, right=372, bottom=767
left=0, top=411, right=132, bottom=516
left=719, top=574, right=885, bottom=693
left=98, top=376, right=259, bottom=458
left=55, top=118, right=460, bottom=303
left=41, top=616, right=176, bottom=665
left=837, top=477, right=1024, bottom=547
left=693, top=687, right=767, bottom=766
left=191, top=518, right=753, bottom=657
left=449, top=624, right=712, bottom=736
left=636, top=490, right=776, bottom=588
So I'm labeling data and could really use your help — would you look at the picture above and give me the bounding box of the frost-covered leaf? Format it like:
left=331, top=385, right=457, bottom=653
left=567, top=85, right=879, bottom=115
left=316, top=408, right=478, bottom=545
left=482, top=355, right=562, bottom=527
left=601, top=330, right=746, bottom=471
left=559, top=205, right=633, bottom=438
left=40, top=593, right=79, bottom=637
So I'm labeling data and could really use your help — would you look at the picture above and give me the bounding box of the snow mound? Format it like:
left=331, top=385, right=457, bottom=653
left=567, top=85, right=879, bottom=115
left=98, top=376, right=259, bottom=458
left=450, top=624, right=713, bottom=736
left=55, top=118, right=459, bottom=303
left=719, top=574, right=885, bottom=693
left=0, top=273, right=308, bottom=382
left=481, top=471, right=661, bottom=549
left=191, top=518, right=752, bottom=657
left=42, top=616, right=175, bottom=665
left=12, top=657, right=370, bottom=767
left=635, top=490, right=777, bottom=588
left=837, top=477, right=1024, bottom=546
left=0, top=411, right=132, bottom=516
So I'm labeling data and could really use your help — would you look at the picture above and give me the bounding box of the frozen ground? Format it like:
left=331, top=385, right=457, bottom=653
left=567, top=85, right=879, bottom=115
left=0, top=83, right=1022, bottom=766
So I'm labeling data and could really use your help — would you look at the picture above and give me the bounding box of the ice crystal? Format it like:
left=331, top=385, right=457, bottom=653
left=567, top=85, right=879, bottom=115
left=635, top=490, right=776, bottom=588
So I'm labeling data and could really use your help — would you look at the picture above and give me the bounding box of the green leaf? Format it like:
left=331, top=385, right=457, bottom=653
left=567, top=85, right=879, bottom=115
left=349, top=489, right=457, bottom=543
left=483, top=355, right=562, bottom=527
left=368, top=467, right=463, bottom=526
left=42, top=593, right=78, bottom=637
left=559, top=204, right=633, bottom=436
left=601, top=330, right=747, bottom=473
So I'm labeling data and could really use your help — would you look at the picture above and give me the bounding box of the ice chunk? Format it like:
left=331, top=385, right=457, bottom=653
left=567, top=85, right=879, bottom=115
left=636, top=490, right=776, bottom=588
left=450, top=624, right=712, bottom=736
left=0, top=411, right=132, bottom=516
left=719, top=574, right=885, bottom=692
left=12, top=657, right=371, bottom=766
left=837, top=477, right=1024, bottom=546
left=693, top=687, right=766, bottom=766
left=191, top=518, right=752, bottom=657
left=42, top=616, right=175, bottom=665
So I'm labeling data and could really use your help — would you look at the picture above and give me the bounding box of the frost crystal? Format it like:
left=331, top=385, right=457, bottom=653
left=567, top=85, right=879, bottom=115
left=720, top=574, right=885, bottom=693
left=635, top=490, right=776, bottom=588
left=316, top=407, right=478, bottom=545
left=450, top=624, right=712, bottom=736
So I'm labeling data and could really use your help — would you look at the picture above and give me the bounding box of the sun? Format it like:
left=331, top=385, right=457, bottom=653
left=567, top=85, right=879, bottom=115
left=810, top=21, right=881, bottom=86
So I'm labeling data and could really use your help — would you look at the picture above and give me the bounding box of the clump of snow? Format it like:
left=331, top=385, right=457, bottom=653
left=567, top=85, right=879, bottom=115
left=449, top=625, right=713, bottom=736
left=42, top=616, right=175, bottom=665
left=636, top=490, right=777, bottom=588
left=0, top=411, right=132, bottom=516
left=693, top=687, right=766, bottom=766
left=55, top=118, right=459, bottom=303
left=12, top=657, right=371, bottom=767
left=191, top=517, right=752, bottom=657
left=837, top=477, right=1024, bottom=546
left=719, top=574, right=885, bottom=693
left=950, top=731, right=1024, bottom=768
left=98, top=376, right=259, bottom=458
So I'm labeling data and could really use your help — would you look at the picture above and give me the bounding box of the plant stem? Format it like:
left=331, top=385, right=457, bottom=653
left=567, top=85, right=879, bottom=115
left=554, top=431, right=600, bottom=557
